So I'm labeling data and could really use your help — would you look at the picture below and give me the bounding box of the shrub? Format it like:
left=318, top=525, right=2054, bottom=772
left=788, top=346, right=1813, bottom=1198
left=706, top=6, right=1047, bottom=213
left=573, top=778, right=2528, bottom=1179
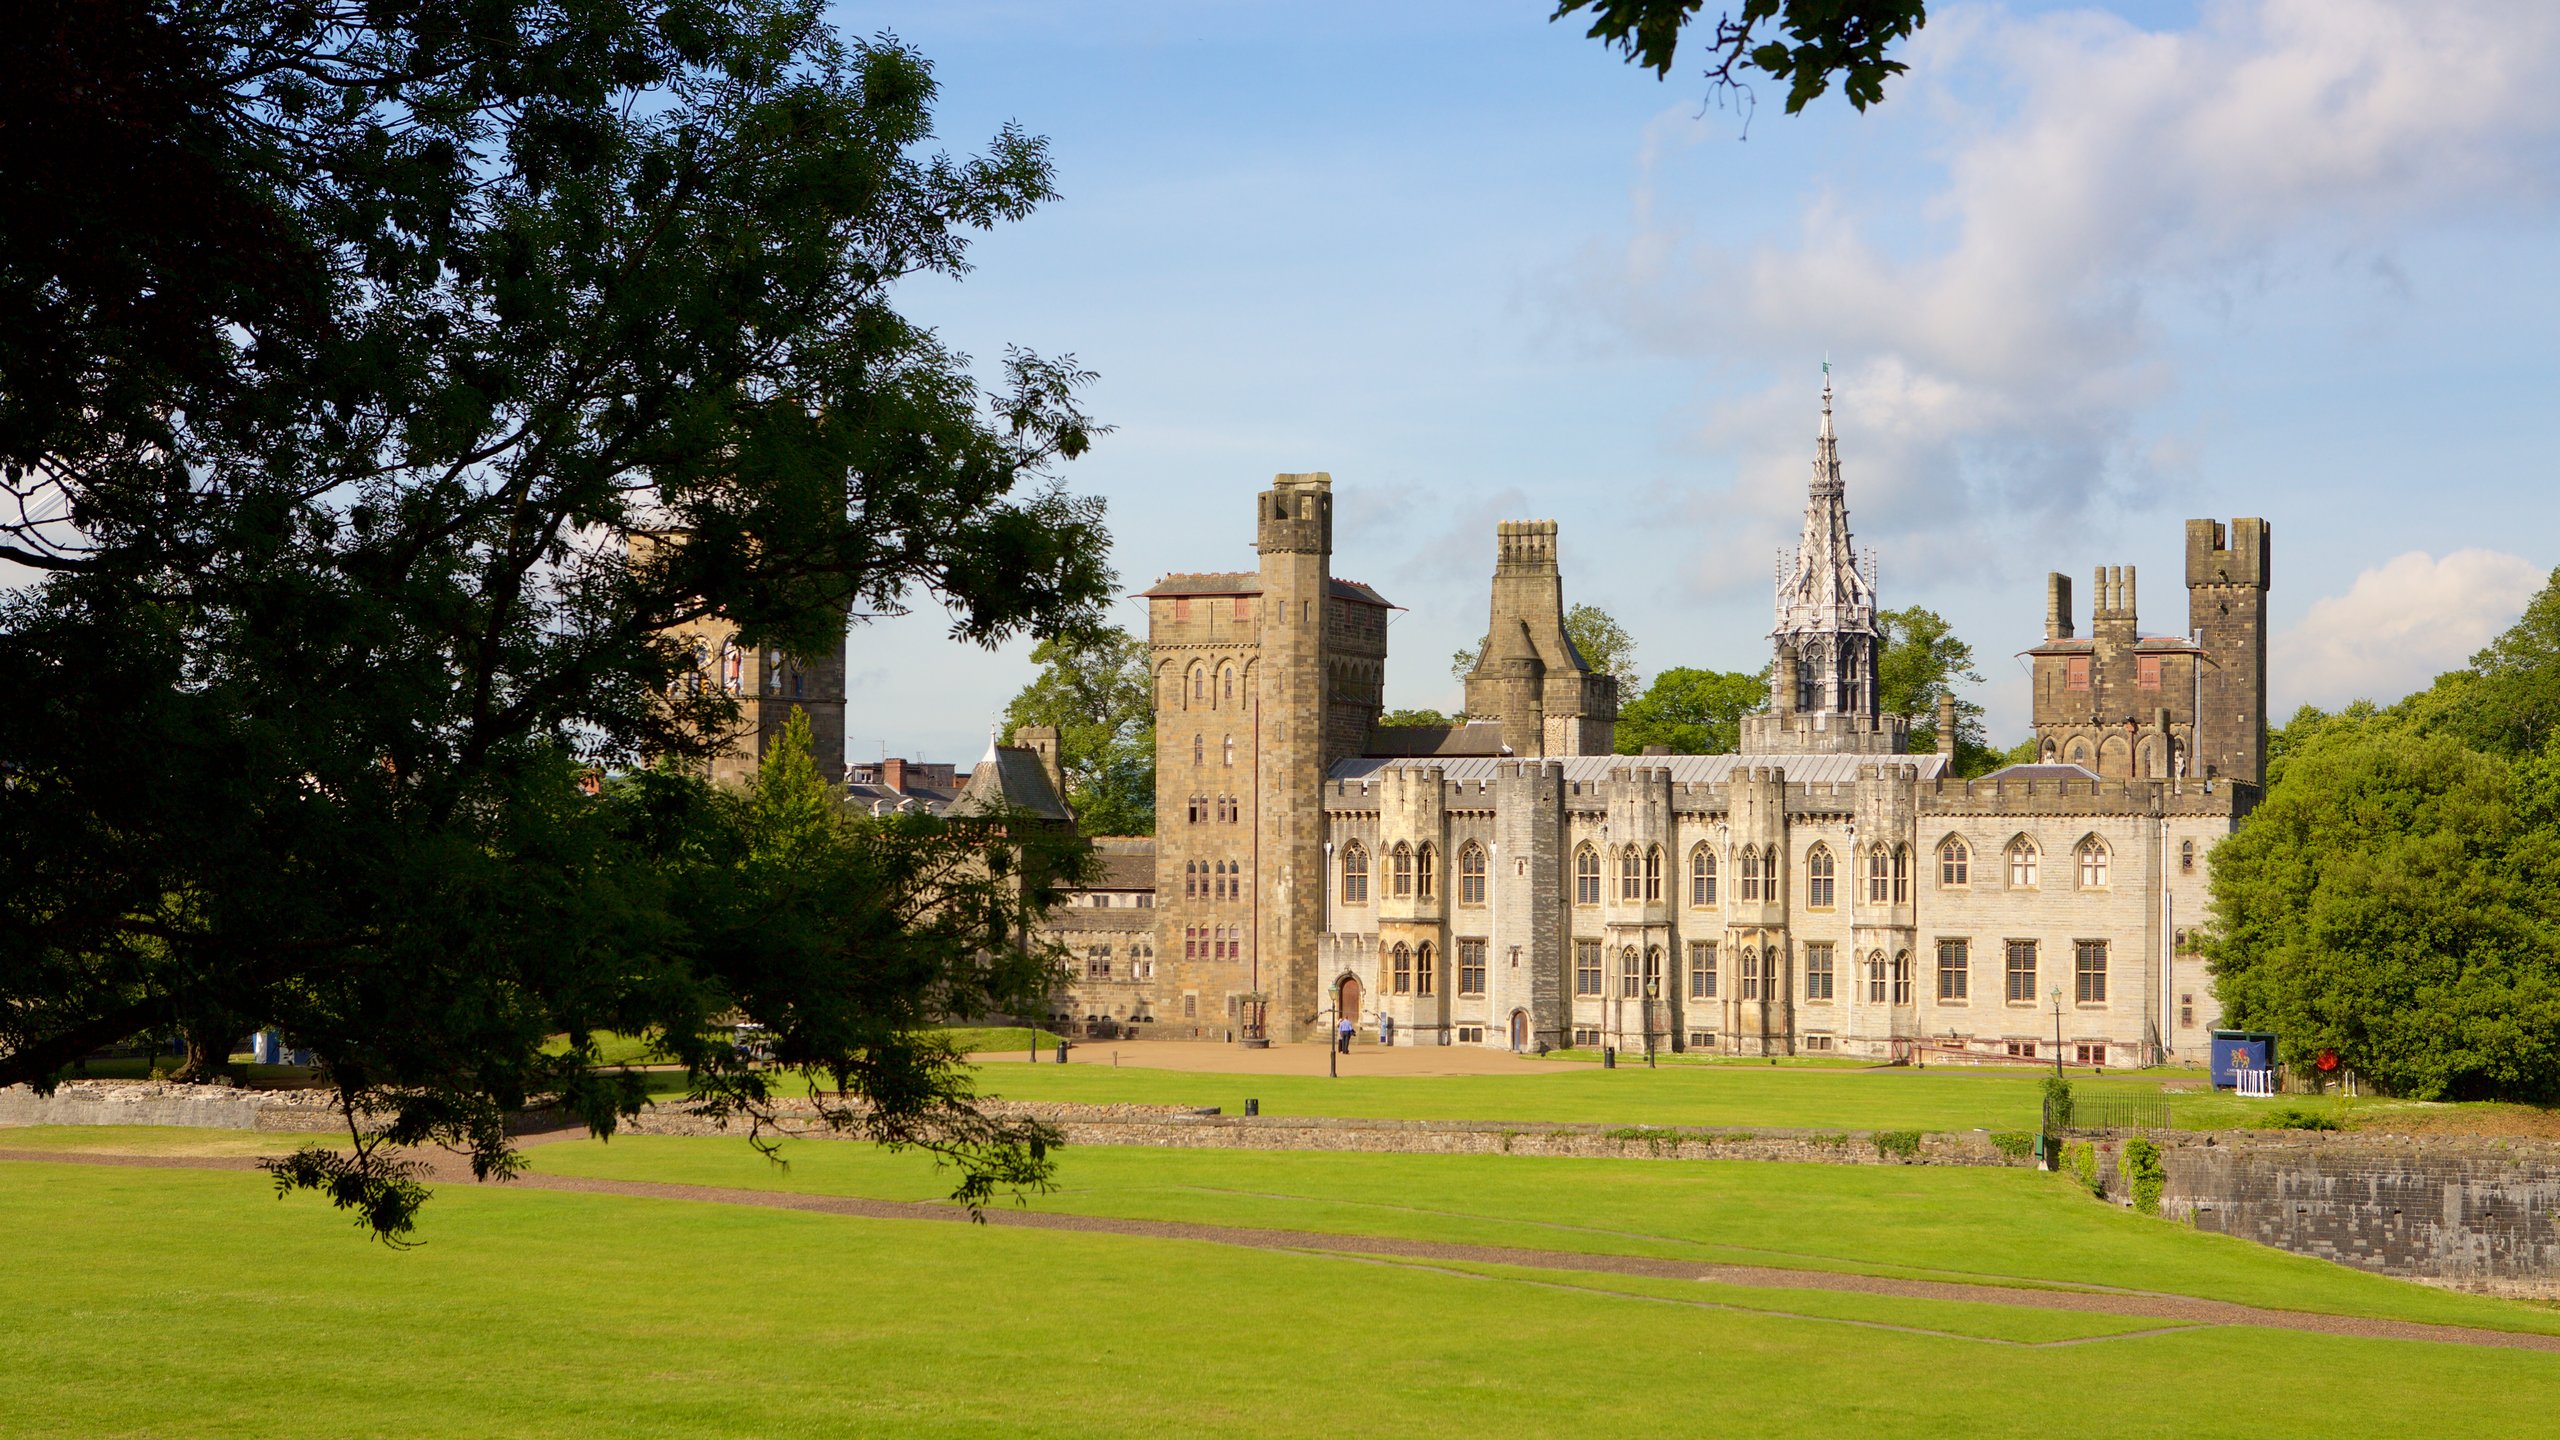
left=1872, top=1130, right=1923, bottom=1162
left=2257, top=1105, right=2344, bottom=1131
left=2065, top=1141, right=2103, bottom=1198
left=2121, top=1136, right=2166, bottom=1214
left=1989, top=1131, right=2036, bottom=1162
left=2042, top=1074, right=2076, bottom=1129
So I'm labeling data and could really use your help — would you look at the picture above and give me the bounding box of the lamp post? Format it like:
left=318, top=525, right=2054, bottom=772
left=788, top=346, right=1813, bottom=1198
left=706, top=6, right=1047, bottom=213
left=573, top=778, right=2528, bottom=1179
left=2049, top=983, right=2065, bottom=1078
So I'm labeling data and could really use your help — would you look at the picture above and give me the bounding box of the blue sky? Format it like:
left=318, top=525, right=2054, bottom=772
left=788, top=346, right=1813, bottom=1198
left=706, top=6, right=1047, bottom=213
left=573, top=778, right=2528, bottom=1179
left=837, top=0, right=2560, bottom=767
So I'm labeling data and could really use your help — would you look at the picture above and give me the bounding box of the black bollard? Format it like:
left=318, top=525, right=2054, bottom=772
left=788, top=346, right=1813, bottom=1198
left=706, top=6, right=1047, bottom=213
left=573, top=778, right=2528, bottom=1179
left=1245, top=1098, right=1259, bottom=1117
left=1055, top=1040, right=1068, bottom=1064
left=1603, top=1047, right=1616, bottom=1070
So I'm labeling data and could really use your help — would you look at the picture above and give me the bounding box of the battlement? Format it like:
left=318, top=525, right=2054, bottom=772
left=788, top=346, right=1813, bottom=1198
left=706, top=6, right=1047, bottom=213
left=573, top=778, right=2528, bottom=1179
left=1493, top=519, right=1560, bottom=575
left=2186, top=517, right=2271, bottom=590
left=1257, top=472, right=1333, bottom=556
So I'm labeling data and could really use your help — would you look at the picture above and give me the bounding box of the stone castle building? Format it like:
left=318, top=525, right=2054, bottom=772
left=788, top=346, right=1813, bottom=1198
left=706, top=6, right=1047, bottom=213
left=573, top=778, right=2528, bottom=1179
left=1054, top=380, right=2270, bottom=1065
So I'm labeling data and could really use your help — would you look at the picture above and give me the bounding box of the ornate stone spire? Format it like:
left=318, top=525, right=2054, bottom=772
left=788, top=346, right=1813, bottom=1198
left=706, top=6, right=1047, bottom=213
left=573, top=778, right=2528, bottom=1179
left=1775, top=374, right=1876, bottom=631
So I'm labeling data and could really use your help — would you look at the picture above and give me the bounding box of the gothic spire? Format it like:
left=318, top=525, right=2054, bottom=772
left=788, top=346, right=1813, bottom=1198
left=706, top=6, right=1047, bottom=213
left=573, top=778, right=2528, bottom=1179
left=1775, top=371, right=1875, bottom=630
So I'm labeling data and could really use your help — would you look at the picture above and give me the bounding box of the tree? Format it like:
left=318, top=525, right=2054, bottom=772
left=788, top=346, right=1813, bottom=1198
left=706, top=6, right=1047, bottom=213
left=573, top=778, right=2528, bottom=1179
left=1378, top=708, right=1458, bottom=728
left=1000, top=627, right=1154, bottom=834
left=1615, top=667, right=1765, bottom=754
left=1554, top=1, right=1929, bottom=115
left=0, top=3, right=1107, bottom=1237
left=2206, top=710, right=2560, bottom=1102
left=1877, top=605, right=2000, bottom=776
left=1452, top=603, right=1641, bottom=692
left=2458, top=566, right=2560, bottom=760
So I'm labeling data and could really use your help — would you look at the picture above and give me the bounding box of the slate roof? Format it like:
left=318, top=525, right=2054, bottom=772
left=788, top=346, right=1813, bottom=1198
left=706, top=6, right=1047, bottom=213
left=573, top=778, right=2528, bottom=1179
left=1137, top=573, right=1393, bottom=608
left=946, top=745, right=1073, bottom=821
left=1361, top=722, right=1512, bottom=758
left=1979, top=762, right=2102, bottom=782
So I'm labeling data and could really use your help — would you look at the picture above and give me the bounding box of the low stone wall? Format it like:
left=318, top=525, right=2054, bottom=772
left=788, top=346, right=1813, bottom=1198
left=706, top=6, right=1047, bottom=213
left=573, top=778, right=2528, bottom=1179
left=622, top=1102, right=2022, bottom=1166
left=0, top=1080, right=354, bottom=1133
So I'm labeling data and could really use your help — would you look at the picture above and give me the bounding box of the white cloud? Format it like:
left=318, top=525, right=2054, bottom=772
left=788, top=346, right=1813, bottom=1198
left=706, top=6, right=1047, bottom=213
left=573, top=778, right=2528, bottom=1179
left=1570, top=0, right=2560, bottom=592
left=2274, top=548, right=2547, bottom=711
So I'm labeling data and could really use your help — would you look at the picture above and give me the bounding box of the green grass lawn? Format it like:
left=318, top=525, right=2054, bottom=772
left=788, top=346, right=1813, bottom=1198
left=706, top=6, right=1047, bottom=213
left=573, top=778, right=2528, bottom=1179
left=527, top=1135, right=2560, bottom=1337
left=4, top=1159, right=2556, bottom=1439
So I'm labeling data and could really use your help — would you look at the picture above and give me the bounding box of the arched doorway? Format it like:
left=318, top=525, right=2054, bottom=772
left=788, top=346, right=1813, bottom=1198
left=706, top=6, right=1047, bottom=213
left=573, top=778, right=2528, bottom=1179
left=1509, top=1010, right=1529, bottom=1051
left=1337, top=974, right=1362, bottom=1031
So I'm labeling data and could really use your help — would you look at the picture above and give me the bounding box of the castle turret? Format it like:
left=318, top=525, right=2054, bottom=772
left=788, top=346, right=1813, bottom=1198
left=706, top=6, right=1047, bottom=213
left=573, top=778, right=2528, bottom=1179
left=2187, top=518, right=2271, bottom=788
left=1463, top=520, right=1615, bottom=755
left=1255, top=474, right=1334, bottom=1042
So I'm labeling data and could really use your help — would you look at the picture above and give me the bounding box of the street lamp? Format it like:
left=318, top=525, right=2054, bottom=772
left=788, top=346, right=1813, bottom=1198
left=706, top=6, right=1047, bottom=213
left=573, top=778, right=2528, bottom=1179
left=2049, top=983, right=2065, bottom=1079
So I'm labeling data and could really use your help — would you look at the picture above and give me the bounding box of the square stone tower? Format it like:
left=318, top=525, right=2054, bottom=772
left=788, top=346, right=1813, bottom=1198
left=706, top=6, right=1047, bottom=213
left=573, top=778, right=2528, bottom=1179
left=1461, top=520, right=1617, bottom=756
left=1142, top=473, right=1387, bottom=1044
left=2187, top=518, right=2272, bottom=788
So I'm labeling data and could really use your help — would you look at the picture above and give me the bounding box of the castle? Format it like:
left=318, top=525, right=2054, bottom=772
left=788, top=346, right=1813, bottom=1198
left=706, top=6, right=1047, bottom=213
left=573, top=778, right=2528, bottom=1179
left=1061, top=381, right=2269, bottom=1063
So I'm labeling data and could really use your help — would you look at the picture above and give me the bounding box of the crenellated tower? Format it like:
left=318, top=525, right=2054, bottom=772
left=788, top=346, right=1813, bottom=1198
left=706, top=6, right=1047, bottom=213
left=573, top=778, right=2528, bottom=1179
left=2187, top=518, right=2271, bottom=788
left=1462, top=520, right=1616, bottom=756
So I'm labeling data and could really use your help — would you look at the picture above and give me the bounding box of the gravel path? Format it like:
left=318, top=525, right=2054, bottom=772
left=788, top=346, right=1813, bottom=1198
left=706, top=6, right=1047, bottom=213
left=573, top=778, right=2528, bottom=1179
left=11, top=1146, right=2558, bottom=1354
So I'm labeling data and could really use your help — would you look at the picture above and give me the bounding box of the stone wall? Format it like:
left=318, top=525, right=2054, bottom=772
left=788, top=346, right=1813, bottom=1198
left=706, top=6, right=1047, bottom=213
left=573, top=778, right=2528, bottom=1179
left=2151, top=1133, right=2560, bottom=1295
left=0, top=1081, right=352, bottom=1133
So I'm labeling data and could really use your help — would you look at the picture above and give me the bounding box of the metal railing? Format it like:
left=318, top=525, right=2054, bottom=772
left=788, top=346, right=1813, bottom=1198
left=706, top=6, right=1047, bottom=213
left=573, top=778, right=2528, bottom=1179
left=2045, top=1091, right=2172, bottom=1133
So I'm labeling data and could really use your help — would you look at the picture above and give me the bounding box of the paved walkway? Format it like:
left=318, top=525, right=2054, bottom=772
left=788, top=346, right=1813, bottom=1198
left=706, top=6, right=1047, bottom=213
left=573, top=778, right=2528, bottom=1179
left=11, top=1146, right=2558, bottom=1354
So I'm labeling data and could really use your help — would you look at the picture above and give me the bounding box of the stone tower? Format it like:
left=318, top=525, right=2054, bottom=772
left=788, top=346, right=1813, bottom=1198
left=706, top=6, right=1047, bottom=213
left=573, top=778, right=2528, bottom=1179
left=639, top=532, right=848, bottom=787
left=1256, top=473, right=1337, bottom=1042
left=2187, top=517, right=2272, bottom=787
left=1739, top=377, right=1907, bottom=756
left=1462, top=520, right=1616, bottom=756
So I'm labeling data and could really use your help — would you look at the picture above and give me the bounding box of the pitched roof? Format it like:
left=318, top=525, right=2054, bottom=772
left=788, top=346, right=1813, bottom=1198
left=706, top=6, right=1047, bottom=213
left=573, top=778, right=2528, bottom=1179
left=1136, top=573, right=1393, bottom=608
left=1362, top=722, right=1513, bottom=758
left=1980, top=762, right=2101, bottom=782
left=946, top=744, right=1073, bottom=821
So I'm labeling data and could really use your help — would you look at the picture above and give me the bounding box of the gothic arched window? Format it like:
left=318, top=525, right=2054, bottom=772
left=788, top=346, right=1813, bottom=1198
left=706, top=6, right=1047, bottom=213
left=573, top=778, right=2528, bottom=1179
left=1690, top=846, right=1717, bottom=907
left=1738, top=846, right=1763, bottom=902
left=1192, top=733, right=1204, bottom=766
left=1458, top=845, right=1487, bottom=906
left=2180, top=838, right=2196, bottom=874
left=2008, top=837, right=2040, bottom=889
left=1892, top=845, right=1910, bottom=904
left=1223, top=734, right=1235, bottom=767
left=1618, top=847, right=1642, bottom=902
left=1416, top=942, right=1438, bottom=996
left=1574, top=845, right=1600, bottom=906
left=1390, top=843, right=1414, bottom=899
left=1806, top=845, right=1836, bottom=910
left=1939, top=837, right=1970, bottom=886
left=1391, top=942, right=1412, bottom=994
left=2078, top=836, right=2110, bottom=889
left=1867, top=846, right=1890, bottom=905
left=1643, top=846, right=1663, bottom=903
left=1340, top=842, right=1368, bottom=904
left=1416, top=843, right=1437, bottom=901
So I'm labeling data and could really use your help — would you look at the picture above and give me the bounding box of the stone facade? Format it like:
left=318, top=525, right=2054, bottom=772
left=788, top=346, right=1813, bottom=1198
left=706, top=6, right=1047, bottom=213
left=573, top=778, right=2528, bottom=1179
left=1081, top=385, right=2270, bottom=1061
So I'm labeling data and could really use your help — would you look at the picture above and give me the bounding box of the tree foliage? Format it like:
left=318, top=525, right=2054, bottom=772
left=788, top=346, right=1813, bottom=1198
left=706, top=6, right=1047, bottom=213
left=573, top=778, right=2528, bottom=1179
left=1616, top=666, right=1765, bottom=754
left=0, top=2, right=1105, bottom=1235
left=1378, top=708, right=1458, bottom=729
left=1000, top=626, right=1154, bottom=834
left=1452, top=603, right=1640, bottom=691
left=1877, top=604, right=2000, bottom=775
left=1554, top=0, right=1928, bottom=115
left=2207, top=569, right=2560, bottom=1101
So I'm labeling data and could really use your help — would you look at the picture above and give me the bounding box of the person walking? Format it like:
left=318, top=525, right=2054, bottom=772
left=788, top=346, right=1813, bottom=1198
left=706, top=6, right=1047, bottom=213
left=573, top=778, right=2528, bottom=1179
left=1336, top=1015, right=1354, bottom=1054
left=1381, top=1014, right=1396, bottom=1048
